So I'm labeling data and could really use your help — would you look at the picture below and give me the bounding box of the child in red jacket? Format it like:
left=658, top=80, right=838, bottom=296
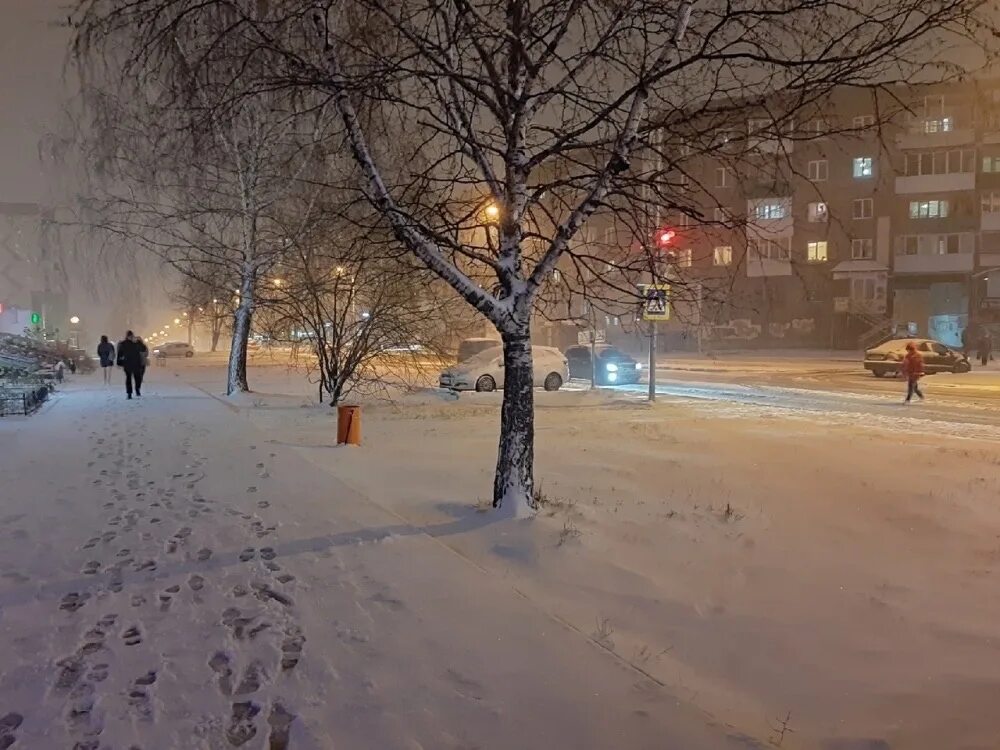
left=901, top=342, right=925, bottom=403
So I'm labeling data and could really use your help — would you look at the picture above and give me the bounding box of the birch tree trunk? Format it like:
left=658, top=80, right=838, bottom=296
left=493, top=327, right=535, bottom=517
left=227, top=272, right=254, bottom=394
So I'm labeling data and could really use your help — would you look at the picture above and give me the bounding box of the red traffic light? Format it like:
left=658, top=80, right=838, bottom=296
left=657, top=229, right=676, bottom=246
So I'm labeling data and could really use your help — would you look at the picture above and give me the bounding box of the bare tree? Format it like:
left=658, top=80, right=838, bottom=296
left=71, top=0, right=336, bottom=393
left=71, top=0, right=997, bottom=514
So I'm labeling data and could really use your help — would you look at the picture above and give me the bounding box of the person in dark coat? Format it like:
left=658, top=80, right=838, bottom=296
left=116, top=330, right=148, bottom=399
left=901, top=341, right=925, bottom=403
left=97, top=335, right=115, bottom=386
left=978, top=327, right=993, bottom=367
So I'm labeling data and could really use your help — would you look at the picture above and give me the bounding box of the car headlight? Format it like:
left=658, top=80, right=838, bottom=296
left=635, top=362, right=642, bottom=370
left=605, top=363, right=618, bottom=372
left=607, top=372, right=617, bottom=382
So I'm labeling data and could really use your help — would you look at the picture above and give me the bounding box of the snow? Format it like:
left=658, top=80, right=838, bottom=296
left=212, top=363, right=1000, bottom=749
left=0, top=373, right=724, bottom=748
left=7, top=360, right=1000, bottom=747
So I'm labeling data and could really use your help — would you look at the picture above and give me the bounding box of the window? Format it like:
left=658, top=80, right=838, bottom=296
left=807, top=160, right=828, bottom=182
left=755, top=201, right=787, bottom=220
left=803, top=118, right=828, bottom=138
left=806, top=241, right=828, bottom=262
left=853, top=115, right=875, bottom=128
left=715, top=167, right=729, bottom=188
left=896, top=233, right=974, bottom=255
left=925, top=95, right=945, bottom=116
left=908, top=199, right=949, bottom=219
left=748, top=118, right=770, bottom=135
left=906, top=149, right=975, bottom=176
left=851, top=238, right=874, bottom=259
left=923, top=117, right=953, bottom=133
left=984, top=156, right=1000, bottom=173
left=853, top=198, right=873, bottom=219
left=853, top=157, right=874, bottom=178
left=982, top=192, right=1000, bottom=214
left=670, top=248, right=693, bottom=268
left=713, top=207, right=730, bottom=223
left=749, top=237, right=791, bottom=261
left=552, top=269, right=561, bottom=282
left=851, top=277, right=877, bottom=301
left=808, top=202, right=828, bottom=222
left=713, top=246, right=733, bottom=266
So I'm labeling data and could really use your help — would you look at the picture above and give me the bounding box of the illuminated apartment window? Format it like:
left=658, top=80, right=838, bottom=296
left=713, top=246, right=733, bottom=266
left=806, top=241, right=828, bottom=262
left=808, top=202, right=828, bottom=222
left=853, top=157, right=873, bottom=178
left=909, top=200, right=949, bottom=219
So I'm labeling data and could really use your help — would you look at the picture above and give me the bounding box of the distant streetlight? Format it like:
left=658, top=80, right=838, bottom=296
left=212, top=298, right=218, bottom=304
left=484, top=203, right=500, bottom=220
left=69, top=316, right=80, bottom=325
left=160, top=330, right=165, bottom=335
left=165, top=325, right=170, bottom=330
left=335, top=266, right=345, bottom=276
left=174, top=318, right=181, bottom=325
left=182, top=311, right=188, bottom=317
left=272, top=278, right=284, bottom=287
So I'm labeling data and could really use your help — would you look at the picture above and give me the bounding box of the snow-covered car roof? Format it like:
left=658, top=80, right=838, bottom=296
left=868, top=338, right=934, bottom=353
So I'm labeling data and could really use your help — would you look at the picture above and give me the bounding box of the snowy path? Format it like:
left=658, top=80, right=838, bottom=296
left=0, top=377, right=729, bottom=749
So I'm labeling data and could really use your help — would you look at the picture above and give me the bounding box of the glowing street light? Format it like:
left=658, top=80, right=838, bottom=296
left=484, top=203, right=500, bottom=221
left=69, top=316, right=80, bottom=325
left=174, top=318, right=181, bottom=325
left=272, top=278, right=284, bottom=288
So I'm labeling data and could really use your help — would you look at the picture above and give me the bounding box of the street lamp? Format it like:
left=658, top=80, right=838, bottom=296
left=174, top=318, right=181, bottom=325
left=484, top=203, right=500, bottom=220
left=69, top=315, right=80, bottom=325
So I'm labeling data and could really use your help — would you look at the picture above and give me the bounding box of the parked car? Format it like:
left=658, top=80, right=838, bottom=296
left=456, top=337, right=501, bottom=363
left=153, top=341, right=195, bottom=359
left=439, top=346, right=568, bottom=392
left=564, top=344, right=642, bottom=385
left=864, top=338, right=970, bottom=377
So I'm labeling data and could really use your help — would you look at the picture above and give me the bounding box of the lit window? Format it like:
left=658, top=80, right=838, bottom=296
left=806, top=241, right=828, bottom=262
left=715, top=167, right=729, bottom=188
left=851, top=238, right=874, bottom=259
left=713, top=246, right=733, bottom=266
left=853, top=115, right=875, bottom=128
left=713, top=207, right=729, bottom=223
left=807, top=160, right=828, bottom=182
left=984, top=156, right=1000, bottom=173
left=552, top=269, right=561, bottom=282
left=853, top=198, right=873, bottom=219
left=908, top=200, right=949, bottom=219
left=808, top=202, right=828, bottom=223
left=853, top=157, right=873, bottom=178
left=755, top=201, right=786, bottom=220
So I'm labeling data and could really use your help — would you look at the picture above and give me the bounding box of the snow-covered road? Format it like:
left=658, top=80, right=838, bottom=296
left=0, top=376, right=731, bottom=749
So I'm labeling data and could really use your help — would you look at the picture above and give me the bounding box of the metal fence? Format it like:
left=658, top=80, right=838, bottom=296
left=0, top=385, right=50, bottom=417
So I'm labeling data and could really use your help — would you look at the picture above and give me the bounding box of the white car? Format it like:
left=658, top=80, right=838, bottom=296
left=153, top=341, right=195, bottom=358
left=439, top=345, right=568, bottom=392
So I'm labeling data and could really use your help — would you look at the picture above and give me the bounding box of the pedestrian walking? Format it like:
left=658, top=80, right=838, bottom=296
left=97, top=335, right=115, bottom=385
left=901, top=341, right=925, bottom=403
left=116, top=330, right=147, bottom=399
left=961, top=325, right=972, bottom=358
left=977, top=327, right=993, bottom=367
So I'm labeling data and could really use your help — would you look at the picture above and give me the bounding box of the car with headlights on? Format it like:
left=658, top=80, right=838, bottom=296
left=864, top=338, right=970, bottom=377
left=439, top=345, right=568, bottom=392
left=564, top=344, right=642, bottom=385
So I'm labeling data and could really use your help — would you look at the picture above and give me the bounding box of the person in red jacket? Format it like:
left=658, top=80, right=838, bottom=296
left=901, top=341, right=925, bottom=403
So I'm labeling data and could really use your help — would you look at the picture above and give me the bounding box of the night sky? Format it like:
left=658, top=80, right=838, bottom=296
left=0, top=0, right=68, bottom=204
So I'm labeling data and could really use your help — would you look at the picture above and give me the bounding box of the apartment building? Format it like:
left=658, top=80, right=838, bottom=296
left=639, top=79, right=1000, bottom=350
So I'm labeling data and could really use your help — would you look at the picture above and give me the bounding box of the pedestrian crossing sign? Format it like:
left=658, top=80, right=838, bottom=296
left=640, top=284, right=670, bottom=321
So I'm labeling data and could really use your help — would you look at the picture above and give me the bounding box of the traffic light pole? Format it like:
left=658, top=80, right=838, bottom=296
left=648, top=320, right=657, bottom=402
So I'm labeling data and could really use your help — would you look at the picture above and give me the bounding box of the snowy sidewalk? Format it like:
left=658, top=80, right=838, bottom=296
left=0, top=376, right=727, bottom=749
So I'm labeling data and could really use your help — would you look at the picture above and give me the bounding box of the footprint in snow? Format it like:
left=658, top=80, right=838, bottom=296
left=226, top=701, right=260, bottom=747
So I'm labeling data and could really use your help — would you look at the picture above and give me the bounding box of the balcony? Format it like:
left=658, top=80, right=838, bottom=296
left=895, top=172, right=975, bottom=194
left=982, top=213, right=1000, bottom=232
left=894, top=252, right=974, bottom=275
left=747, top=257, right=792, bottom=278
left=896, top=120, right=974, bottom=150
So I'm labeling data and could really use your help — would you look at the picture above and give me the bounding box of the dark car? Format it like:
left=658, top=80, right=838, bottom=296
left=565, top=344, right=642, bottom=385
left=864, top=337, right=971, bottom=377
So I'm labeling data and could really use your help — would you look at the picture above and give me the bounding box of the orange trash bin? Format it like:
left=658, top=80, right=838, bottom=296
left=337, top=404, right=361, bottom=445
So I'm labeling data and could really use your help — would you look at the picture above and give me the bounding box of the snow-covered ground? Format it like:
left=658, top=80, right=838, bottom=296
left=0, top=373, right=725, bottom=749
left=5, top=360, right=1000, bottom=748
left=182, top=359, right=1000, bottom=749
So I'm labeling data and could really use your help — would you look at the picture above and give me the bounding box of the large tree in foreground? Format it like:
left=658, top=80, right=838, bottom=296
left=73, top=0, right=997, bottom=514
